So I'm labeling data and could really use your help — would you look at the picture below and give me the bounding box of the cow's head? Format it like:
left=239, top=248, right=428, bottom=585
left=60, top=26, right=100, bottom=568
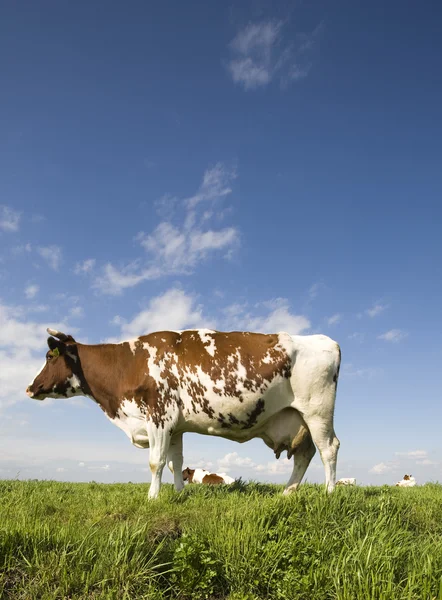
left=26, top=328, right=85, bottom=400
left=182, top=467, right=195, bottom=483
left=403, top=474, right=411, bottom=480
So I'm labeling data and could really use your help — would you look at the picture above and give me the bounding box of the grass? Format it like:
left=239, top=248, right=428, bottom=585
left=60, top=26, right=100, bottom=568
left=1, top=480, right=442, bottom=599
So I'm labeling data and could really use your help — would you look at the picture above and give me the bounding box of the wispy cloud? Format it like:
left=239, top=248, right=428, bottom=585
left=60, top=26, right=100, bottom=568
left=74, top=259, right=96, bottom=275
left=94, top=163, right=239, bottom=295
left=25, top=285, right=39, bottom=299
left=378, top=329, right=407, bottom=343
left=327, top=314, right=341, bottom=326
left=395, top=450, right=427, bottom=459
left=37, top=246, right=62, bottom=271
left=366, top=302, right=389, bottom=318
left=348, top=332, right=364, bottom=342
left=223, top=297, right=310, bottom=334
left=0, top=301, right=72, bottom=409
left=342, top=364, right=382, bottom=379
left=370, top=462, right=397, bottom=474
left=218, top=451, right=294, bottom=476
left=308, top=281, right=324, bottom=300
left=227, top=20, right=322, bottom=91
left=112, top=288, right=214, bottom=339
left=185, top=162, right=236, bottom=209
left=0, top=205, right=21, bottom=232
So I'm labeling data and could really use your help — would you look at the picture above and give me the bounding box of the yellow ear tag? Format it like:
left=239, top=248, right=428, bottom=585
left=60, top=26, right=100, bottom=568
left=52, top=347, right=60, bottom=357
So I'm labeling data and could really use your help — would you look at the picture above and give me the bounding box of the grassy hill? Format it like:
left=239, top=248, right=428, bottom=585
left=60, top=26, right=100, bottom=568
left=1, top=479, right=441, bottom=599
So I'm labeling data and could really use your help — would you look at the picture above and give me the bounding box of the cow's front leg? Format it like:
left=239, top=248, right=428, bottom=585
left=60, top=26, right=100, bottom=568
left=147, top=421, right=171, bottom=500
left=167, top=433, right=184, bottom=492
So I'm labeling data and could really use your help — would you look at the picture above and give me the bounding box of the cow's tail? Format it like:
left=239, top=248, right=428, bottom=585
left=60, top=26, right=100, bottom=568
left=333, top=344, right=342, bottom=392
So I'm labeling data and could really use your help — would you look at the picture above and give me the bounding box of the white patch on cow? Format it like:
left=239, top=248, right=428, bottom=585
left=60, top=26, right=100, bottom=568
left=67, top=374, right=82, bottom=391
left=129, top=340, right=138, bottom=354
left=395, top=475, right=416, bottom=487
left=336, top=478, right=356, bottom=486
left=191, top=468, right=210, bottom=483
left=262, top=351, right=273, bottom=364
left=198, top=329, right=216, bottom=357
left=113, top=398, right=150, bottom=448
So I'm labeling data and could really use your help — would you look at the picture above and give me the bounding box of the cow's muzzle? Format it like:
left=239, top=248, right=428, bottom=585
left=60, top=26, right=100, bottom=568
left=26, top=386, right=45, bottom=400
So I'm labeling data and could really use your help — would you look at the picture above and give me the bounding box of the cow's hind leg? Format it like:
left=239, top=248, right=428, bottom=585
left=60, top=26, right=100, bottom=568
left=301, top=412, right=340, bottom=493
left=147, top=421, right=173, bottom=500
left=283, top=431, right=316, bottom=495
left=167, top=432, right=184, bottom=492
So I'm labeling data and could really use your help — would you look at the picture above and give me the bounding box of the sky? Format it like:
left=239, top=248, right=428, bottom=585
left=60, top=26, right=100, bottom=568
left=1, top=0, right=442, bottom=488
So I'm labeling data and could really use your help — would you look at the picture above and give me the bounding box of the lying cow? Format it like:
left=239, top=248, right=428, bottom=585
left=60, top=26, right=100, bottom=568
left=181, top=467, right=235, bottom=485
left=395, top=474, right=416, bottom=487
left=26, top=327, right=341, bottom=499
left=336, top=477, right=356, bottom=486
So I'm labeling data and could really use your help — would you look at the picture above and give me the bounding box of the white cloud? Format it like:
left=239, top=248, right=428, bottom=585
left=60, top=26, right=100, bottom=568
left=12, top=243, right=32, bottom=255
left=218, top=452, right=294, bottom=476
left=223, top=298, right=310, bottom=334
left=74, top=259, right=96, bottom=275
left=0, top=302, right=72, bottom=408
left=327, top=314, right=341, bottom=326
left=308, top=282, right=324, bottom=299
left=114, top=288, right=214, bottom=339
left=0, top=205, right=21, bottom=232
left=348, top=332, right=364, bottom=342
left=227, top=20, right=321, bottom=90
left=370, top=462, right=396, bottom=474
left=185, top=163, right=236, bottom=209
left=378, top=329, right=407, bottom=343
left=138, top=221, right=238, bottom=274
left=255, top=459, right=293, bottom=475
left=88, top=464, right=110, bottom=471
left=94, top=164, right=239, bottom=295
left=366, top=303, right=388, bottom=318
left=415, top=459, right=438, bottom=466
left=37, top=246, right=62, bottom=271
left=93, top=263, right=160, bottom=296
left=78, top=462, right=85, bottom=467
left=69, top=306, right=84, bottom=319
left=219, top=452, right=257, bottom=471
left=395, top=450, right=428, bottom=459
left=25, top=285, right=39, bottom=299
left=342, top=364, right=381, bottom=379
left=56, top=467, right=66, bottom=473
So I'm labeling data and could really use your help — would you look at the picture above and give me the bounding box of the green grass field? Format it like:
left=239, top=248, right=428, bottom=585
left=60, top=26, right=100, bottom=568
left=1, top=479, right=442, bottom=600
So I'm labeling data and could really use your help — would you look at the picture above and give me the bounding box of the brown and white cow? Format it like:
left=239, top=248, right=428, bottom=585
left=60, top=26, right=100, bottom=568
left=181, top=467, right=235, bottom=485
left=26, top=327, right=341, bottom=499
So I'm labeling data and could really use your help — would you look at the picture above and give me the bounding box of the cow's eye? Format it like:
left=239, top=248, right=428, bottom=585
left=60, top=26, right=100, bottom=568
left=47, top=354, right=52, bottom=361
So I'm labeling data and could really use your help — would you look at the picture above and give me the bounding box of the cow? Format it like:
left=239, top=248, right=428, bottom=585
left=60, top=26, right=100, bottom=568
left=181, top=467, right=235, bottom=485
left=395, top=474, right=416, bottom=487
left=26, top=327, right=341, bottom=499
left=336, top=478, right=356, bottom=486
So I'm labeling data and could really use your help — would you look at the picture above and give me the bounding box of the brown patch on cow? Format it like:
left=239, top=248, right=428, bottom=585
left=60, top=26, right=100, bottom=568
left=140, top=330, right=290, bottom=426
left=202, top=473, right=224, bottom=485
left=403, top=474, right=411, bottom=480
left=182, top=468, right=195, bottom=483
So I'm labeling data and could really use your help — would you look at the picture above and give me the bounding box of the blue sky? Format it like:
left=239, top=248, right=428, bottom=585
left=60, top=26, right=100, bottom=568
left=1, top=0, right=442, bottom=487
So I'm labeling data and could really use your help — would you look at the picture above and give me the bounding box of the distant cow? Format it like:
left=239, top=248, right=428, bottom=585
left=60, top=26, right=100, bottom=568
left=181, top=467, right=235, bottom=485
left=336, top=478, right=356, bottom=486
left=395, top=474, right=416, bottom=487
left=26, top=328, right=341, bottom=499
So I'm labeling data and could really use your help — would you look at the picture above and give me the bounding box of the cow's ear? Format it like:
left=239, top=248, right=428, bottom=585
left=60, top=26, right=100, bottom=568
left=47, top=337, right=65, bottom=354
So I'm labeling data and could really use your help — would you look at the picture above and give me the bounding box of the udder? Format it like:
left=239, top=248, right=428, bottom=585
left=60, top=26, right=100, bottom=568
left=259, top=408, right=310, bottom=459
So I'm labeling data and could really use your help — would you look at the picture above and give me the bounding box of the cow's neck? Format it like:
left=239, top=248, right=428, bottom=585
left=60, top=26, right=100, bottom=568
left=76, top=343, right=134, bottom=418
